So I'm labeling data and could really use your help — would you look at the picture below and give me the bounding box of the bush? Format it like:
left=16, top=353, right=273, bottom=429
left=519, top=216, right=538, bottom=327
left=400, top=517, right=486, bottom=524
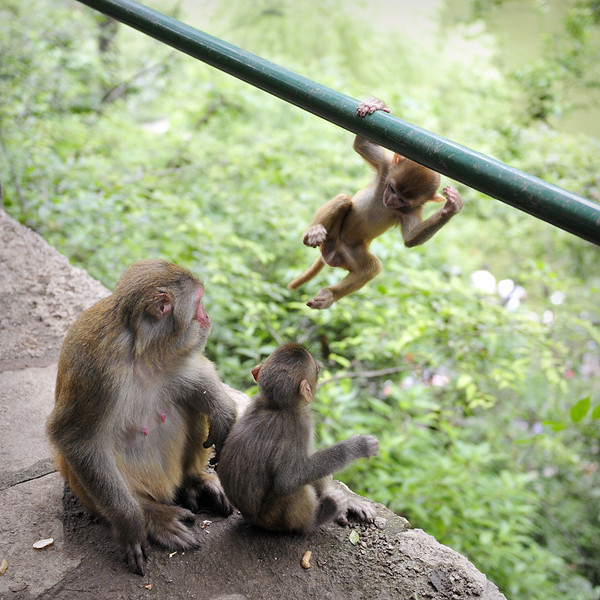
left=1, top=1, right=599, bottom=597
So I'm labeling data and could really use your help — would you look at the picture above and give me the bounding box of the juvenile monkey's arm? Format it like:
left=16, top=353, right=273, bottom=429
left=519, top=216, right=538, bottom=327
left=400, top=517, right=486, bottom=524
left=402, top=186, right=463, bottom=248
left=272, top=434, right=378, bottom=495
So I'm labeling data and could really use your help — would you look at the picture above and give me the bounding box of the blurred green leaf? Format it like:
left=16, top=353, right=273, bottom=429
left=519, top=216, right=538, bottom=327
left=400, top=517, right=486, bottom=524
left=570, top=396, right=591, bottom=423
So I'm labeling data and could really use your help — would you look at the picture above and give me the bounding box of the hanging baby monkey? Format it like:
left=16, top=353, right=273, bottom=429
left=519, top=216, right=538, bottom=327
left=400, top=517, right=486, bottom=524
left=288, top=97, right=463, bottom=309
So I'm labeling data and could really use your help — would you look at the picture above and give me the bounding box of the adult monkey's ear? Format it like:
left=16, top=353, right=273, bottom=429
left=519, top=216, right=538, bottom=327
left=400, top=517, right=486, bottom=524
left=149, top=292, right=172, bottom=319
left=251, top=364, right=263, bottom=382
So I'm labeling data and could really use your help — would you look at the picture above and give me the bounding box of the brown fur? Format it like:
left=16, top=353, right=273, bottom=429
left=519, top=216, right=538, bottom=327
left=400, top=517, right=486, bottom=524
left=47, top=258, right=236, bottom=575
left=287, top=98, right=463, bottom=309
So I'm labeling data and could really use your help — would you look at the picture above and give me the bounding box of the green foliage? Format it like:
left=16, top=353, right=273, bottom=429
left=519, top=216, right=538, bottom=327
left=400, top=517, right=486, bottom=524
left=1, top=1, right=599, bottom=598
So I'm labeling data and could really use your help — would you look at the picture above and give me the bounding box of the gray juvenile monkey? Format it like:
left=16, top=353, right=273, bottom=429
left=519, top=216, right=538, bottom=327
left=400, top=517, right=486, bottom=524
left=47, top=258, right=236, bottom=576
left=218, top=343, right=379, bottom=532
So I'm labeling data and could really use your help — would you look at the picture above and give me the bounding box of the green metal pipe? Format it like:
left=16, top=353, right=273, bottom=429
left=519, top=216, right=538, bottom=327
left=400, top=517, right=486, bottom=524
left=76, top=0, right=600, bottom=246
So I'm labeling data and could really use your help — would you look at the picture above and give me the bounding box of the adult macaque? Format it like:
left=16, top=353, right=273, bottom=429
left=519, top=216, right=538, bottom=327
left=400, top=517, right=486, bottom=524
left=47, top=259, right=236, bottom=576
left=288, top=97, right=463, bottom=309
left=218, top=343, right=378, bottom=533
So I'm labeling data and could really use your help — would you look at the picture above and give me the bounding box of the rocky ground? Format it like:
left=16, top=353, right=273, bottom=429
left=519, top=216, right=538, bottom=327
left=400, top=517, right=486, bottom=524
left=0, top=208, right=506, bottom=599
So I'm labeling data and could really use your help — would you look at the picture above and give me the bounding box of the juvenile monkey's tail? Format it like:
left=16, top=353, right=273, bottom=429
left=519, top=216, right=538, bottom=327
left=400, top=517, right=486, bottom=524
left=287, top=257, right=325, bottom=290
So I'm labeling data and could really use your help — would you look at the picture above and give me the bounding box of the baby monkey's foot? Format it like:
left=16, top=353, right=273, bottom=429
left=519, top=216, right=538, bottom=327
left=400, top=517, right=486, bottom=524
left=307, top=288, right=334, bottom=310
left=302, top=224, right=327, bottom=247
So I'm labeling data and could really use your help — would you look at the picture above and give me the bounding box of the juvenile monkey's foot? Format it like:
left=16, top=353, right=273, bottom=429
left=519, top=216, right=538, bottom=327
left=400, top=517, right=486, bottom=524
left=317, top=489, right=349, bottom=526
left=302, top=224, right=327, bottom=247
left=344, top=497, right=376, bottom=524
left=441, top=186, right=463, bottom=217
left=177, top=473, right=234, bottom=517
left=356, top=97, right=391, bottom=117
left=307, top=288, right=334, bottom=310
left=143, top=503, right=199, bottom=551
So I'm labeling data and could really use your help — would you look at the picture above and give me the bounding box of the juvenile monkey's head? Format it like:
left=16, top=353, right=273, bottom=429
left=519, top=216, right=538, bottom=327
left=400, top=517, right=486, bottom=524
left=252, top=343, right=321, bottom=409
left=114, top=258, right=211, bottom=361
left=383, top=155, right=442, bottom=211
